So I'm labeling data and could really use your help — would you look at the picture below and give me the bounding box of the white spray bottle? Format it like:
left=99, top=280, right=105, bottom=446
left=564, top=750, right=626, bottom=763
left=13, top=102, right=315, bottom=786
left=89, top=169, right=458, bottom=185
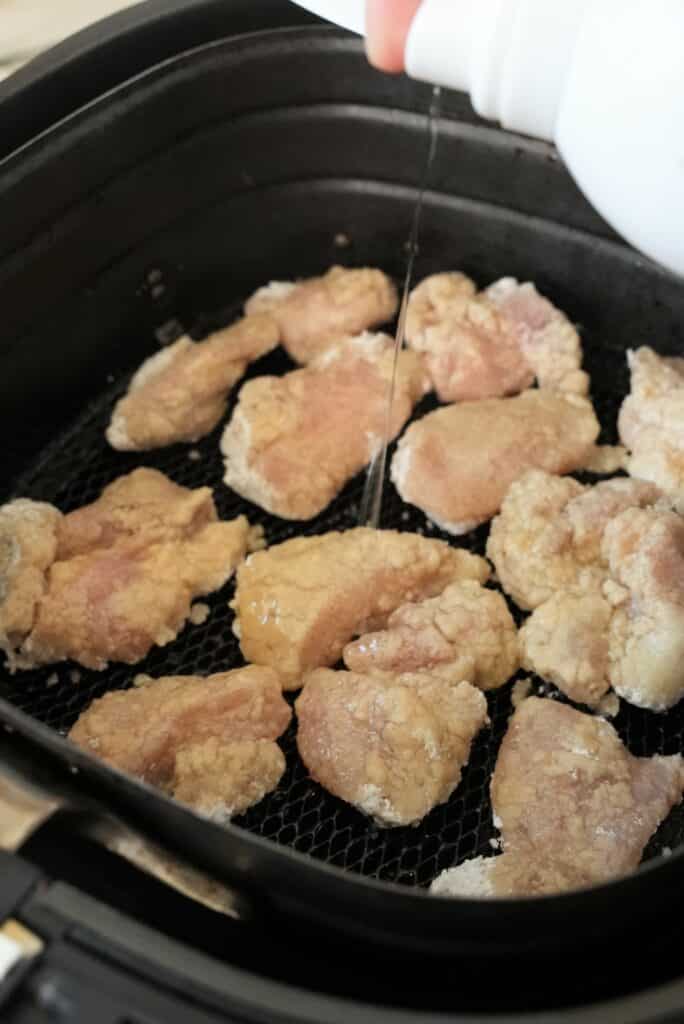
left=292, top=0, right=684, bottom=278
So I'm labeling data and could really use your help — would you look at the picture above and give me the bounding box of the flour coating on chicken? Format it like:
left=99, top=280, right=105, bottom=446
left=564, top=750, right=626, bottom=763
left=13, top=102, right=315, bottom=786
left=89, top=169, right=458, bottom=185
left=404, top=273, right=588, bottom=402
left=391, top=392, right=600, bottom=535
left=344, top=581, right=518, bottom=691
left=0, top=500, right=62, bottom=663
left=431, top=698, right=684, bottom=898
left=3, top=469, right=252, bottom=671
left=232, top=528, right=489, bottom=689
left=70, top=667, right=289, bottom=817
left=245, top=266, right=398, bottom=364
left=221, top=333, right=429, bottom=520
left=296, top=670, right=488, bottom=826
left=619, top=347, right=684, bottom=502
left=487, top=470, right=661, bottom=610
left=107, top=315, right=279, bottom=450
left=405, top=272, right=533, bottom=402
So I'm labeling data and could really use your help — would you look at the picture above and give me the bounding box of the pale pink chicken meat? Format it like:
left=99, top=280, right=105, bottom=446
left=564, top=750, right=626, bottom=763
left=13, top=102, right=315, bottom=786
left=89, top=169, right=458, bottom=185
left=231, top=528, right=489, bottom=689
left=603, top=506, right=684, bottom=711
left=404, top=273, right=588, bottom=402
left=107, top=315, right=280, bottom=450
left=221, top=332, right=429, bottom=520
left=296, top=670, right=488, bottom=827
left=344, top=580, right=518, bottom=691
left=487, top=470, right=661, bottom=610
left=0, top=500, right=62, bottom=663
left=70, top=667, right=290, bottom=819
left=391, top=391, right=600, bottom=535
left=619, top=347, right=684, bottom=502
left=405, top=272, right=534, bottom=402
left=245, top=266, right=398, bottom=364
left=431, top=698, right=684, bottom=898
left=486, top=278, right=590, bottom=396
left=1, top=469, right=253, bottom=671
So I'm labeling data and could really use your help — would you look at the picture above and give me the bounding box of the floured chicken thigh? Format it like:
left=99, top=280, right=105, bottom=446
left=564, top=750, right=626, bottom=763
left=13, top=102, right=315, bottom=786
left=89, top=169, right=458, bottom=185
left=232, top=528, right=489, bottom=688
left=221, top=333, right=429, bottom=520
left=405, top=272, right=533, bottom=402
left=296, top=670, right=488, bottom=826
left=519, top=590, right=614, bottom=707
left=619, top=347, right=684, bottom=502
left=344, top=581, right=518, bottom=691
left=107, top=315, right=280, bottom=450
left=604, top=506, right=684, bottom=711
left=486, top=278, right=589, bottom=396
left=519, top=505, right=684, bottom=712
left=431, top=698, right=684, bottom=898
left=70, top=666, right=290, bottom=819
left=1, top=469, right=252, bottom=671
left=487, top=470, right=661, bottom=610
left=0, top=500, right=62, bottom=658
left=404, top=273, right=588, bottom=402
left=245, top=266, right=398, bottom=364
left=391, top=392, right=600, bottom=535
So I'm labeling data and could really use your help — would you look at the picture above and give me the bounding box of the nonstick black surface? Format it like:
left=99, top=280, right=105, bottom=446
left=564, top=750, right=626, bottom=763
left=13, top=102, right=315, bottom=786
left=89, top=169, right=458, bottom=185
left=3, top=282, right=684, bottom=891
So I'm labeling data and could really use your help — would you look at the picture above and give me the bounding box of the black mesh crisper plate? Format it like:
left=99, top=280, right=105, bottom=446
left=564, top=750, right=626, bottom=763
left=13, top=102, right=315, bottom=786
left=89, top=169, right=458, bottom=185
left=2, top=299, right=684, bottom=890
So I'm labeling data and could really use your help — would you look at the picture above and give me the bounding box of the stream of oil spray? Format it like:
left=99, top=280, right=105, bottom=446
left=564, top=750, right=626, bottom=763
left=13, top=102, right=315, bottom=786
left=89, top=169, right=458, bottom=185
left=359, top=86, right=442, bottom=529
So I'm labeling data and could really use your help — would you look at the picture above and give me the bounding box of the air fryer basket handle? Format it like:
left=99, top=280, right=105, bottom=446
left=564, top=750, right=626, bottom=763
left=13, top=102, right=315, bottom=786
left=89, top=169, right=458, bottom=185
left=0, top=736, right=239, bottom=918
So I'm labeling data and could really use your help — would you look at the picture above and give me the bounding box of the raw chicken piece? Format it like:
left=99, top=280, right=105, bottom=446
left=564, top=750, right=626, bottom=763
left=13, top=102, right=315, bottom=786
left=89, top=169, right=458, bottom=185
left=57, top=467, right=218, bottom=559
left=604, top=506, right=684, bottom=711
left=107, top=315, right=280, bottom=450
left=431, top=698, right=684, bottom=898
left=6, top=469, right=252, bottom=671
left=0, top=500, right=62, bottom=660
left=245, top=266, right=398, bottom=364
left=344, top=580, right=518, bottom=691
left=391, top=392, right=600, bottom=535
left=487, top=470, right=661, bottom=610
left=70, top=667, right=289, bottom=817
left=519, top=590, right=613, bottom=707
left=486, top=278, right=589, bottom=396
left=406, top=273, right=534, bottom=402
left=296, top=670, right=488, bottom=827
left=171, top=738, right=285, bottom=820
left=221, top=333, right=429, bottom=520
left=232, top=528, right=489, bottom=689
left=619, top=347, right=684, bottom=502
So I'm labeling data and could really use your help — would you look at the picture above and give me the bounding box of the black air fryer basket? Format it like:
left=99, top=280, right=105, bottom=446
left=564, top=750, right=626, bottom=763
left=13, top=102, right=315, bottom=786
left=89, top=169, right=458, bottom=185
left=2, top=2, right=684, bottom=1020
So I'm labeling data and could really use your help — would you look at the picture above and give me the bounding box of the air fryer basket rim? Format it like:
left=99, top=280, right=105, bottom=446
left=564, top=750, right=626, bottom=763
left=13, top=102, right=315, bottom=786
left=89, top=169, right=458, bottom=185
left=1, top=19, right=683, bottom=960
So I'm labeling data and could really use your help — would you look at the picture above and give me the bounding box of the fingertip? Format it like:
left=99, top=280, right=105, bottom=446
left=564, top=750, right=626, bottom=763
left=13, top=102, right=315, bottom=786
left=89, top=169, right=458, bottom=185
left=365, top=0, right=422, bottom=73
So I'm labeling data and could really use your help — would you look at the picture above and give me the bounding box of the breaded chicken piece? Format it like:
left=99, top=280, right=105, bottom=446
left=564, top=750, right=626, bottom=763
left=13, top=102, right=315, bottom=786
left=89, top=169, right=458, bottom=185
left=519, top=590, right=613, bottom=707
left=245, top=266, right=398, bottom=364
left=7, top=470, right=251, bottom=671
left=171, top=738, right=285, bottom=820
left=57, top=468, right=218, bottom=559
left=431, top=698, right=684, bottom=898
left=70, top=667, right=289, bottom=817
left=232, top=528, right=489, bottom=689
left=406, top=273, right=534, bottom=402
left=221, top=333, right=429, bottom=520
left=486, top=278, right=589, bottom=396
left=107, top=315, right=280, bottom=451
left=0, top=500, right=62, bottom=662
left=619, top=347, right=684, bottom=502
left=487, top=470, right=661, bottom=610
left=343, top=581, right=518, bottom=690
left=405, top=273, right=588, bottom=402
left=296, top=670, right=488, bottom=827
left=604, top=506, right=684, bottom=711
left=391, top=392, right=600, bottom=535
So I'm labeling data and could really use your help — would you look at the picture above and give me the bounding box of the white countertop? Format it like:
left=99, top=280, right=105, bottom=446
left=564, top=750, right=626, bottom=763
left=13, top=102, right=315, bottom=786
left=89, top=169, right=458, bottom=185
left=0, top=0, right=141, bottom=80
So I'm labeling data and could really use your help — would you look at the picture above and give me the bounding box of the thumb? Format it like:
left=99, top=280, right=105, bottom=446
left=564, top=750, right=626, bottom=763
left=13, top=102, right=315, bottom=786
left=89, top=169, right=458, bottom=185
left=365, top=0, right=423, bottom=73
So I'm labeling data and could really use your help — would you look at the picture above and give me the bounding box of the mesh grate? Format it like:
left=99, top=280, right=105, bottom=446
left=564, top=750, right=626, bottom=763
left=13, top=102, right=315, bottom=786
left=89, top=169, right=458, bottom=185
left=2, top=305, right=683, bottom=888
